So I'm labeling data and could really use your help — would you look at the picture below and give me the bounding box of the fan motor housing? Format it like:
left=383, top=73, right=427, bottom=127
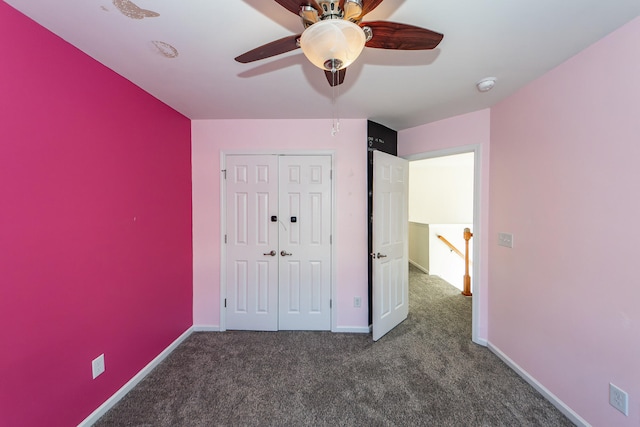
left=300, top=0, right=364, bottom=27
left=317, top=0, right=343, bottom=20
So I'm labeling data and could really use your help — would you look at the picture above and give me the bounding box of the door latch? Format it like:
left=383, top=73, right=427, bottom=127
left=280, top=250, right=292, bottom=256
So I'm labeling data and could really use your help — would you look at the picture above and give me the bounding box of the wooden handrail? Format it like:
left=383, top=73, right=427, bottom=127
left=436, top=234, right=464, bottom=259
left=436, top=231, right=473, bottom=296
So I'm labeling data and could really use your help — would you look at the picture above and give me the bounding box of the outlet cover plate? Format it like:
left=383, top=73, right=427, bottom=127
left=609, top=383, right=628, bottom=416
left=92, top=354, right=105, bottom=379
left=354, top=296, right=362, bottom=308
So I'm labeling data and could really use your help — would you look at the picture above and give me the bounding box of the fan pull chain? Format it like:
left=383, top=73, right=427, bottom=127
left=331, top=68, right=340, bottom=136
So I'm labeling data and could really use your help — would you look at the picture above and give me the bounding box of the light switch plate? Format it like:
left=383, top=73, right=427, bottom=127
left=498, top=232, right=514, bottom=248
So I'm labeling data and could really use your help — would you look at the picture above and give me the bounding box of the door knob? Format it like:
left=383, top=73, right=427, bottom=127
left=280, top=250, right=292, bottom=256
left=263, top=250, right=276, bottom=256
left=376, top=252, right=387, bottom=259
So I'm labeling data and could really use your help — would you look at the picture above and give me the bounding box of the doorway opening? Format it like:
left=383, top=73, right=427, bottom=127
left=404, top=146, right=482, bottom=344
left=409, top=152, right=474, bottom=290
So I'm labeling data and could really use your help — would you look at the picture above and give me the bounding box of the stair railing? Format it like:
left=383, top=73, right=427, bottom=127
left=435, top=229, right=473, bottom=296
left=436, top=234, right=464, bottom=259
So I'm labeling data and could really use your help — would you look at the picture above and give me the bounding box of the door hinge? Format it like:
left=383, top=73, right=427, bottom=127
left=224, top=234, right=227, bottom=244
left=330, top=235, right=332, bottom=244
left=330, top=169, right=333, bottom=180
left=222, top=169, right=227, bottom=179
left=224, top=298, right=227, bottom=308
left=329, top=299, right=332, bottom=309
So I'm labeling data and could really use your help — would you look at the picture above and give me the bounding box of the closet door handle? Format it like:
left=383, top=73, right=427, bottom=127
left=376, top=253, right=387, bottom=259
left=263, top=250, right=276, bottom=256
left=280, top=250, right=292, bottom=256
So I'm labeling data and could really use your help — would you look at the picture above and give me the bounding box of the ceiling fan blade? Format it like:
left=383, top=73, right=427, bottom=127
left=363, top=21, right=443, bottom=50
left=274, top=0, right=321, bottom=15
left=324, top=68, right=347, bottom=87
left=235, top=34, right=301, bottom=63
left=361, top=0, right=385, bottom=17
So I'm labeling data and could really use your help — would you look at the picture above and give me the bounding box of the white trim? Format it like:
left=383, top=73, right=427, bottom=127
left=487, top=342, right=590, bottom=427
left=330, top=153, right=338, bottom=333
left=403, top=144, right=483, bottom=345
left=193, top=325, right=221, bottom=332
left=222, top=149, right=336, bottom=156
left=333, top=326, right=371, bottom=334
left=78, top=327, right=194, bottom=426
left=473, top=337, right=488, bottom=347
left=408, top=259, right=429, bottom=274
left=219, top=154, right=228, bottom=332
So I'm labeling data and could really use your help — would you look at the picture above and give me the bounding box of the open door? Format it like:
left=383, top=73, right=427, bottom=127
left=372, top=151, right=409, bottom=341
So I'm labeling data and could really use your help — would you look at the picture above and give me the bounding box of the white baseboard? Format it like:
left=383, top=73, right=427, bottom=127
left=409, top=260, right=429, bottom=274
left=473, top=337, right=488, bottom=347
left=78, top=327, right=194, bottom=426
left=487, top=342, right=590, bottom=427
left=193, top=325, right=221, bottom=332
left=198, top=324, right=367, bottom=333
left=332, top=326, right=371, bottom=334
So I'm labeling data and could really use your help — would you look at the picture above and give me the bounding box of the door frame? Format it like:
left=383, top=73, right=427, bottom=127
left=219, top=150, right=337, bottom=332
left=403, top=144, right=484, bottom=345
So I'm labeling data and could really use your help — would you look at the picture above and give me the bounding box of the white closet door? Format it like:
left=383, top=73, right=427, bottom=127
left=225, top=155, right=279, bottom=331
left=278, top=156, right=332, bottom=330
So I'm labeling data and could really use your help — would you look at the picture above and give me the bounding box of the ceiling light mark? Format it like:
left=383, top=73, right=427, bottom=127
left=113, top=0, right=159, bottom=19
left=152, top=41, right=179, bottom=58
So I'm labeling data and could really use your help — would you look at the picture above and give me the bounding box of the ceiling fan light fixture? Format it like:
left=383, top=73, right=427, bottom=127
left=300, top=19, right=366, bottom=71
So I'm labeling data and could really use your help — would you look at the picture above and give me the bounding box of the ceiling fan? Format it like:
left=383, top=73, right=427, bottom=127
left=235, top=0, right=444, bottom=87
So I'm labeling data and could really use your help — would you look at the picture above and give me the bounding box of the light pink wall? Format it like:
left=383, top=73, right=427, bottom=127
left=192, top=119, right=369, bottom=330
left=489, top=17, right=640, bottom=426
left=0, top=4, right=192, bottom=426
left=398, top=109, right=491, bottom=340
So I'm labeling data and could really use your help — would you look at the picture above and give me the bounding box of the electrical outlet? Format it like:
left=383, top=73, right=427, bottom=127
left=609, top=383, right=628, bottom=416
left=92, top=354, right=105, bottom=379
left=498, top=232, right=514, bottom=248
left=354, top=296, right=361, bottom=308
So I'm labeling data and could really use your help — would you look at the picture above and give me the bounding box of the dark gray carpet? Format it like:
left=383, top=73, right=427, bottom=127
left=94, top=266, right=573, bottom=426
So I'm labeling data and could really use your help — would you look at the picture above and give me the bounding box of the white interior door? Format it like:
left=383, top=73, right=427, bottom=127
left=372, top=150, right=409, bottom=341
left=278, top=156, right=332, bottom=330
left=225, top=155, right=279, bottom=331
left=225, top=154, right=332, bottom=331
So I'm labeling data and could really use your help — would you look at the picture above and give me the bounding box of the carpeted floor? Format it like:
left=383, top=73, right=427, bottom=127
left=94, top=266, right=573, bottom=426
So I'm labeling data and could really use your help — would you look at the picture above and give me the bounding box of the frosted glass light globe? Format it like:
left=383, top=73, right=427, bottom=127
left=300, top=19, right=366, bottom=71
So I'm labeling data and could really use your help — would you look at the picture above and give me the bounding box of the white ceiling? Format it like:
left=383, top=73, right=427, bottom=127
left=5, top=0, right=640, bottom=130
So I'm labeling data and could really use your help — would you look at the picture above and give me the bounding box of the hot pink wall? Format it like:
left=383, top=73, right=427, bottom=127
left=192, top=119, right=368, bottom=330
left=0, top=3, right=193, bottom=426
left=398, top=109, right=491, bottom=341
left=489, top=17, right=640, bottom=426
